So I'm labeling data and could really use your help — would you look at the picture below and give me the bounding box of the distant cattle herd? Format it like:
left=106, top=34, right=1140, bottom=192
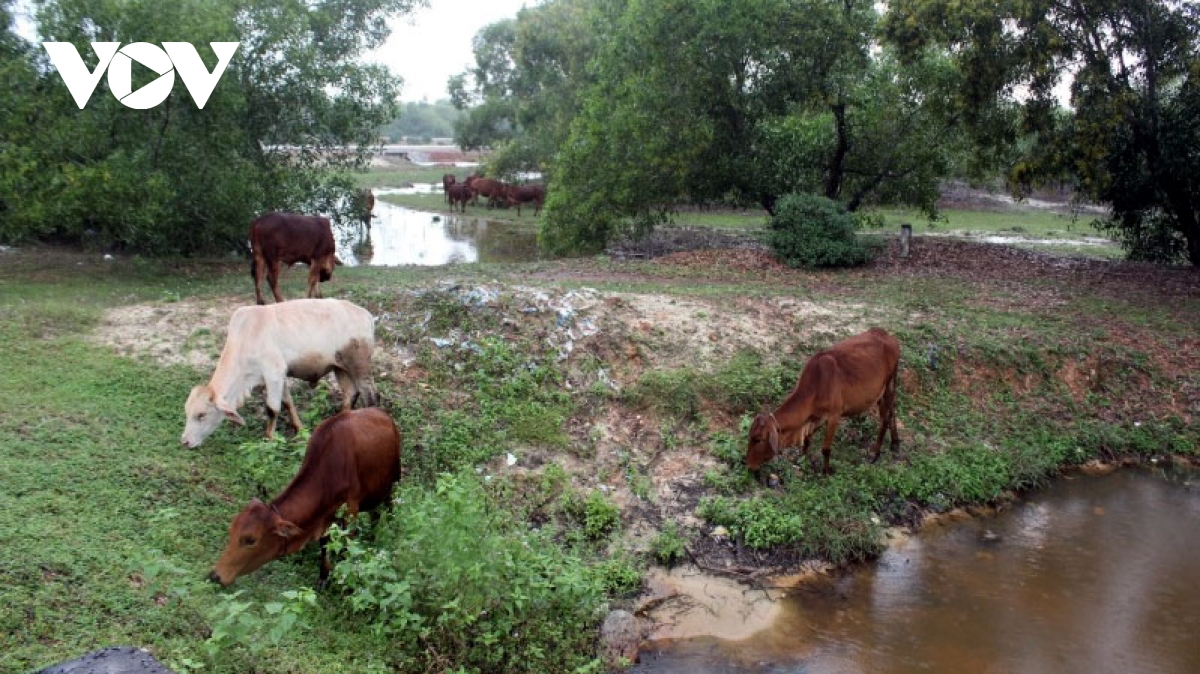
left=188, top=203, right=900, bottom=586
left=442, top=172, right=545, bottom=216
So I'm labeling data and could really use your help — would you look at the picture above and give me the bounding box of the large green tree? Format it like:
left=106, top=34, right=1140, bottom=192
left=887, top=0, right=1200, bottom=266
left=541, top=0, right=967, bottom=254
left=1, top=0, right=423, bottom=254
left=449, top=0, right=598, bottom=177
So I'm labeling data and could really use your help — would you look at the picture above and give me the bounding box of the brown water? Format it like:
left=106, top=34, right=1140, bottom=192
left=336, top=186, right=540, bottom=266
left=635, top=468, right=1200, bottom=674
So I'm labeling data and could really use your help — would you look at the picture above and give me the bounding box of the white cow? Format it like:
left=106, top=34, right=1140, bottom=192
left=181, top=298, right=378, bottom=448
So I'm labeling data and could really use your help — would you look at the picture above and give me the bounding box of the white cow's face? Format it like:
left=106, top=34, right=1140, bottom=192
left=182, top=385, right=242, bottom=448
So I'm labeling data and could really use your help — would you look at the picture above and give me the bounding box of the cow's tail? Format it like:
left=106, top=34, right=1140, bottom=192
left=249, top=254, right=257, bottom=281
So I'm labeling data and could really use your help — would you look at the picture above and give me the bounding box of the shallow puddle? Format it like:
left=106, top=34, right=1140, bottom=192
left=337, top=186, right=539, bottom=266
left=635, top=468, right=1200, bottom=674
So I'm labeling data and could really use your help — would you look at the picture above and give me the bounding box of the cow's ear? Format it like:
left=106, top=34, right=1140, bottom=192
left=214, top=397, right=246, bottom=426
left=274, top=520, right=302, bottom=539
left=768, top=420, right=780, bottom=453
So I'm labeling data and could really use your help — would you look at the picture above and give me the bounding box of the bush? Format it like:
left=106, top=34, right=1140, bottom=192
left=768, top=193, right=878, bottom=268
left=330, top=474, right=606, bottom=674
left=650, top=521, right=688, bottom=566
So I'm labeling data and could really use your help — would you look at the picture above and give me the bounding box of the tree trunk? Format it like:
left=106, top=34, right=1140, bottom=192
left=824, top=100, right=848, bottom=201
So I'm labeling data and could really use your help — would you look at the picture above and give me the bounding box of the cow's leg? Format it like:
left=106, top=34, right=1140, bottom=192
left=282, top=385, right=304, bottom=433
left=333, top=369, right=358, bottom=411
left=306, top=266, right=322, bottom=299
left=336, top=338, right=376, bottom=408
left=267, top=260, right=285, bottom=303
left=820, top=416, right=840, bottom=474
left=872, top=381, right=897, bottom=463
left=263, top=374, right=286, bottom=439
left=253, top=252, right=268, bottom=305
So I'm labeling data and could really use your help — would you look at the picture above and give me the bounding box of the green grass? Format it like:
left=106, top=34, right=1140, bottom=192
left=2, top=243, right=1195, bottom=672
left=871, top=206, right=1111, bottom=240
left=349, top=165, right=459, bottom=189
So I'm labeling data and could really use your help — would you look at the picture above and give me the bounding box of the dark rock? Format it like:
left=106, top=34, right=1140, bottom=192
left=35, top=646, right=177, bottom=674
left=599, top=609, right=645, bottom=668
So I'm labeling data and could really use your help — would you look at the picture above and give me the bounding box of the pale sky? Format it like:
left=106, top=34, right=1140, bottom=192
left=13, top=0, right=540, bottom=103
left=371, top=0, right=539, bottom=102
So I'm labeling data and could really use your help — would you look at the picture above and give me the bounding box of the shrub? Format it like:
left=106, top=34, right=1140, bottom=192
left=768, top=193, right=878, bottom=268
left=650, top=521, right=688, bottom=566
left=329, top=474, right=606, bottom=674
left=563, top=490, right=622, bottom=541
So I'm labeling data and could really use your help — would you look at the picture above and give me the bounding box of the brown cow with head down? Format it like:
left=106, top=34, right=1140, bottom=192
left=747, top=327, right=900, bottom=475
left=354, top=188, right=375, bottom=230
left=249, top=212, right=341, bottom=305
left=208, top=407, right=401, bottom=587
left=464, top=175, right=509, bottom=209
left=506, top=184, right=545, bottom=216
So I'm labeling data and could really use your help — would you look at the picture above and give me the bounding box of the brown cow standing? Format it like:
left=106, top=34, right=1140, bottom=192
left=354, top=188, right=375, bottom=230
left=747, top=328, right=900, bottom=475
left=442, top=173, right=456, bottom=204
left=465, top=176, right=509, bottom=209
left=208, top=408, right=401, bottom=586
left=249, top=212, right=340, bottom=305
left=506, top=184, right=545, bottom=216
left=447, top=183, right=474, bottom=213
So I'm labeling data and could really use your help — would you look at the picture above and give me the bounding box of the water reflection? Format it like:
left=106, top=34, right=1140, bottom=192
left=635, top=468, right=1200, bottom=674
left=336, top=190, right=539, bottom=266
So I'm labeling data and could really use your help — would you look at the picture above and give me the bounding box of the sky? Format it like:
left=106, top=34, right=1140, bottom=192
left=12, top=0, right=538, bottom=103
left=370, top=0, right=538, bottom=102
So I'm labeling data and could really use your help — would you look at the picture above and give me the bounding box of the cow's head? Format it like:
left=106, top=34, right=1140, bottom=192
left=208, top=498, right=301, bottom=586
left=746, top=412, right=781, bottom=471
left=316, top=254, right=340, bottom=283
left=181, top=385, right=245, bottom=448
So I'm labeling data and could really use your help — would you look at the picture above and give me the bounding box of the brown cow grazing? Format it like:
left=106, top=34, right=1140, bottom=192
left=208, top=408, right=401, bottom=587
left=249, top=212, right=341, bottom=305
left=465, top=176, right=509, bottom=209
left=442, top=173, right=456, bottom=204
left=747, top=328, right=900, bottom=475
left=506, top=184, right=545, bottom=216
left=447, top=183, right=474, bottom=213
left=354, top=188, right=375, bottom=230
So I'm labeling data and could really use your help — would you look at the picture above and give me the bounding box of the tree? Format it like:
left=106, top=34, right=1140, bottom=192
left=541, top=0, right=967, bottom=254
left=886, top=0, right=1200, bottom=266
left=0, top=0, right=424, bottom=254
left=449, top=0, right=598, bottom=177
left=378, top=100, right=461, bottom=141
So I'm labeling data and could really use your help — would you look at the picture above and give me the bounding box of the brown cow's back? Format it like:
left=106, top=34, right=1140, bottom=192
left=506, top=184, right=545, bottom=216
left=465, top=177, right=508, bottom=208
left=249, top=212, right=338, bottom=304
left=209, top=407, right=400, bottom=585
left=747, top=327, right=900, bottom=473
left=803, top=327, right=899, bottom=416
left=280, top=407, right=400, bottom=514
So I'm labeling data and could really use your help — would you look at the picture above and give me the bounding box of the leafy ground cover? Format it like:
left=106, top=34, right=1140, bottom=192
left=1, top=238, right=1196, bottom=672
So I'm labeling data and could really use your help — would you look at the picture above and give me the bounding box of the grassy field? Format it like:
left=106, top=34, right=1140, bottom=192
left=364, top=165, right=1120, bottom=257
left=2, top=243, right=1196, bottom=673
left=350, top=165, right=459, bottom=189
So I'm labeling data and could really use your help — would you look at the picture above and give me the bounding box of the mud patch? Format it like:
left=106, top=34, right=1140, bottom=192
left=638, top=565, right=782, bottom=642
left=92, top=297, right=244, bottom=370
